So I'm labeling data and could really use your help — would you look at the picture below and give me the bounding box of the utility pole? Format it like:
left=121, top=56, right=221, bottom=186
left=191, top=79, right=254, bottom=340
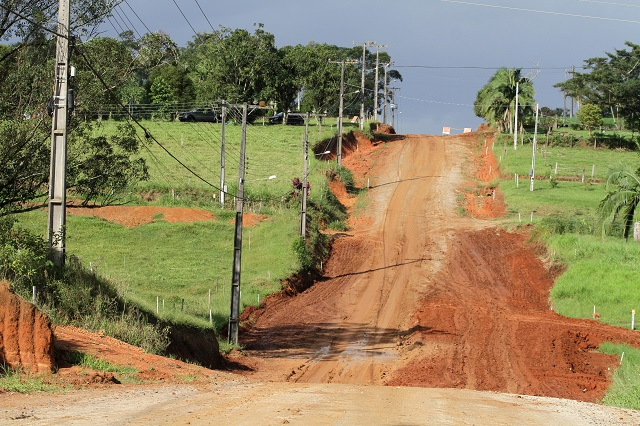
left=47, top=0, right=71, bottom=267
left=354, top=41, right=374, bottom=131
left=300, top=113, right=310, bottom=238
left=530, top=103, right=539, bottom=192
left=382, top=62, right=393, bottom=124
left=570, top=65, right=575, bottom=118
left=389, top=87, right=400, bottom=129
left=229, top=103, right=247, bottom=346
left=330, top=59, right=357, bottom=166
left=219, top=103, right=226, bottom=207
left=513, top=81, right=519, bottom=150
left=372, top=44, right=386, bottom=122
left=339, top=61, right=345, bottom=165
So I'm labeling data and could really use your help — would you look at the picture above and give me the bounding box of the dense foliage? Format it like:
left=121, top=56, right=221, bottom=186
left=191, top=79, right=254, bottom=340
left=555, top=42, right=640, bottom=132
left=474, top=68, right=535, bottom=133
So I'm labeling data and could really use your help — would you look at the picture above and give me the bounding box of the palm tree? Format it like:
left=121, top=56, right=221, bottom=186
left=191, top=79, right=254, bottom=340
left=474, top=68, right=535, bottom=133
left=598, top=162, right=640, bottom=240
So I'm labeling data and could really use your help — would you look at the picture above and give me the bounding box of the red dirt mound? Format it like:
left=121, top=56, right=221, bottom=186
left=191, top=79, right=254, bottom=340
left=465, top=131, right=507, bottom=218
left=0, top=281, right=54, bottom=373
left=388, top=228, right=640, bottom=402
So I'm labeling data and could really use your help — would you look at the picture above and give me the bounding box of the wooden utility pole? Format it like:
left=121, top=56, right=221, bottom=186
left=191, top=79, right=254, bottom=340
left=229, top=103, right=247, bottom=345
left=219, top=103, right=227, bottom=207
left=47, top=0, right=71, bottom=267
left=300, top=113, right=310, bottom=238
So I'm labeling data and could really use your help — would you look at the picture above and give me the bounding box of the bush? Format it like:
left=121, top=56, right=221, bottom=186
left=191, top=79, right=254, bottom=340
left=0, top=216, right=55, bottom=298
left=537, top=214, right=596, bottom=236
left=0, top=216, right=170, bottom=355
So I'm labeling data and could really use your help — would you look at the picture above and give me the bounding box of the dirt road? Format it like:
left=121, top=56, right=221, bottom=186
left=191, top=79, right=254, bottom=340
left=242, top=134, right=465, bottom=384
left=3, top=132, right=640, bottom=424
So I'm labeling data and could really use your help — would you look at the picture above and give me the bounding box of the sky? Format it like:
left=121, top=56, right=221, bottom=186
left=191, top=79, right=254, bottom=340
left=103, top=0, right=640, bottom=135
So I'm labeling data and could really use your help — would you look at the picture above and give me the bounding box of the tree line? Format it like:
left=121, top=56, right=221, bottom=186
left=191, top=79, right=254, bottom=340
left=0, top=1, right=401, bottom=215
left=475, top=42, right=640, bottom=136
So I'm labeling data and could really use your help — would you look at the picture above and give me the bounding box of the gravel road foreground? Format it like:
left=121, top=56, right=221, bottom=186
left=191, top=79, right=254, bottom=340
left=2, top=381, right=640, bottom=425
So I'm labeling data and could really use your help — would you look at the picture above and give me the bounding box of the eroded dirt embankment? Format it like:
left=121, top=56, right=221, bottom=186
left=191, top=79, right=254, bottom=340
left=0, top=281, right=54, bottom=373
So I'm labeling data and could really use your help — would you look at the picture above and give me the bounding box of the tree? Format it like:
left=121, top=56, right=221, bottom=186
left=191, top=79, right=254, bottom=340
left=146, top=63, right=194, bottom=107
left=67, top=123, right=149, bottom=206
left=577, top=103, right=602, bottom=137
left=150, top=76, right=175, bottom=118
left=184, top=25, right=279, bottom=104
left=598, top=162, right=640, bottom=240
left=474, top=68, right=535, bottom=133
left=0, top=1, right=149, bottom=215
left=555, top=42, right=640, bottom=132
left=74, top=36, right=136, bottom=119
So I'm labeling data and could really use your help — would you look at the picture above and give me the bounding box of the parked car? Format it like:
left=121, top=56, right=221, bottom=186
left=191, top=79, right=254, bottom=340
left=178, top=108, right=219, bottom=122
left=268, top=112, right=305, bottom=125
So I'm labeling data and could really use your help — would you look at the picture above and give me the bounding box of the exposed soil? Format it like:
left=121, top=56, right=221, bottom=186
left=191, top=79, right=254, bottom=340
left=0, top=282, right=54, bottom=374
left=235, top=130, right=640, bottom=404
left=3, top=128, right=640, bottom=424
left=67, top=205, right=265, bottom=228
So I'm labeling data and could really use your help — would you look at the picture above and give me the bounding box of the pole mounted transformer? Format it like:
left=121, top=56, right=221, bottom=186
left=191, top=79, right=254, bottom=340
left=47, top=0, right=71, bottom=267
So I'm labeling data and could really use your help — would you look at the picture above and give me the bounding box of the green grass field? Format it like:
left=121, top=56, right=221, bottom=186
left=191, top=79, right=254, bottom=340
left=492, top=128, right=640, bottom=409
left=92, top=117, right=343, bottom=203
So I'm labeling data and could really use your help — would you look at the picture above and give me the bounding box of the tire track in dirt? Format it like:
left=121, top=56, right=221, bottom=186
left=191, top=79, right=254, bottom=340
left=242, top=134, right=461, bottom=385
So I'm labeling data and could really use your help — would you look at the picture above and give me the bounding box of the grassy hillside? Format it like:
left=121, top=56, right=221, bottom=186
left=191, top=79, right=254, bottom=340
left=15, top=117, right=352, bottom=340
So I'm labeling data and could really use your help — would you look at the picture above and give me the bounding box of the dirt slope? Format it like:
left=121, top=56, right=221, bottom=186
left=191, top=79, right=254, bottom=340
left=239, top=132, right=640, bottom=404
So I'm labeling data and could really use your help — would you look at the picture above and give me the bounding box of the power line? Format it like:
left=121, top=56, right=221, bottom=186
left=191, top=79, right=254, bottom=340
left=395, top=65, right=584, bottom=70
left=113, top=4, right=142, bottom=39
left=171, top=0, right=198, bottom=35
left=194, top=0, right=216, bottom=32
left=579, top=0, right=640, bottom=8
left=124, top=0, right=152, bottom=34
left=441, top=0, right=640, bottom=24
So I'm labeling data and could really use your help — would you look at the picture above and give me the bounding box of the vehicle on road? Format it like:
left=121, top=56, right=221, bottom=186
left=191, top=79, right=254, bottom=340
left=268, top=112, right=305, bottom=125
left=178, top=108, right=219, bottom=122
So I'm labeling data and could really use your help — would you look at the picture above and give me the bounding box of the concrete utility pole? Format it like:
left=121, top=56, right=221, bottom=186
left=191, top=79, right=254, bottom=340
left=219, top=103, right=227, bottom=207
left=338, top=60, right=345, bottom=165
left=300, top=113, right=310, bottom=238
left=530, top=104, right=539, bottom=192
left=354, top=41, right=374, bottom=131
left=229, top=103, right=248, bottom=345
left=513, top=81, right=519, bottom=150
left=570, top=65, right=575, bottom=118
left=382, top=62, right=393, bottom=124
left=372, top=44, right=386, bottom=122
left=330, top=59, right=357, bottom=166
left=47, top=0, right=71, bottom=267
left=389, top=87, right=400, bottom=128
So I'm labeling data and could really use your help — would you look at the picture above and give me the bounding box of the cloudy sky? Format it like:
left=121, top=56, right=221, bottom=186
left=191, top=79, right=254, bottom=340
left=104, top=0, right=640, bottom=134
